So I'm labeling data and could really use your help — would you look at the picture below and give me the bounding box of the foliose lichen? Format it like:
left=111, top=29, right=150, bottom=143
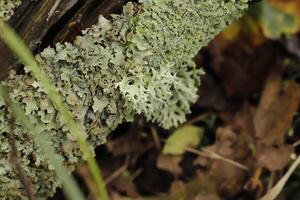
left=0, top=0, right=22, bottom=21
left=0, top=0, right=248, bottom=199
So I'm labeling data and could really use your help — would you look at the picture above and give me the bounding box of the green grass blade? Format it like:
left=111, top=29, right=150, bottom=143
left=0, top=84, right=85, bottom=200
left=0, top=20, right=109, bottom=200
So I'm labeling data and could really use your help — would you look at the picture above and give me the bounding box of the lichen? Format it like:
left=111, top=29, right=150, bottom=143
left=0, top=0, right=22, bottom=21
left=0, top=0, right=248, bottom=199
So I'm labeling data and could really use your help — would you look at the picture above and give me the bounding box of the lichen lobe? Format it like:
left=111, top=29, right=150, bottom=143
left=0, top=0, right=248, bottom=198
left=0, top=0, right=22, bottom=21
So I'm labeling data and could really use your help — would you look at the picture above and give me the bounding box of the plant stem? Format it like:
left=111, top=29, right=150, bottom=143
left=0, top=20, right=109, bottom=200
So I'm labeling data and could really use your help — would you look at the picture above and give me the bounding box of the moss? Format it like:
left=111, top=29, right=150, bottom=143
left=0, top=0, right=248, bottom=199
left=0, top=0, right=22, bottom=21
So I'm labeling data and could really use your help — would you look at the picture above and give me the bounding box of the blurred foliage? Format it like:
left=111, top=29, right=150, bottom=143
left=222, top=0, right=300, bottom=40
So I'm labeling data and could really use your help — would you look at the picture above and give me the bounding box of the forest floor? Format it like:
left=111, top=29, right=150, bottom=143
left=11, top=0, right=300, bottom=200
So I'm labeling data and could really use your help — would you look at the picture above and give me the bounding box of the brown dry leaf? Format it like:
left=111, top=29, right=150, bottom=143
left=200, top=104, right=257, bottom=198
left=210, top=159, right=246, bottom=197
left=194, top=193, right=220, bottom=200
left=158, top=181, right=220, bottom=200
left=156, top=155, right=182, bottom=175
left=110, top=176, right=140, bottom=198
left=254, top=65, right=300, bottom=170
left=259, top=155, right=300, bottom=200
left=256, top=145, right=293, bottom=171
left=212, top=103, right=256, bottom=166
left=164, top=179, right=218, bottom=200
left=110, top=191, right=133, bottom=200
left=169, top=181, right=185, bottom=199
left=254, top=69, right=299, bottom=144
left=193, top=155, right=210, bottom=168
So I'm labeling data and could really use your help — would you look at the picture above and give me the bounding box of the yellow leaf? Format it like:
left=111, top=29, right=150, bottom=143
left=162, top=125, right=203, bottom=155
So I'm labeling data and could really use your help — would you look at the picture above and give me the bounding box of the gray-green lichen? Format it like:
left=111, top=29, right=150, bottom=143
left=0, top=0, right=22, bottom=21
left=0, top=0, right=248, bottom=198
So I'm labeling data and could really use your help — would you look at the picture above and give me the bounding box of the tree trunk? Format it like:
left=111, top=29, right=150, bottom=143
left=0, top=0, right=130, bottom=80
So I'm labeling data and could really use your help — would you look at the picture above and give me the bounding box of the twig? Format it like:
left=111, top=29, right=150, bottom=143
left=160, top=135, right=248, bottom=171
left=180, top=113, right=212, bottom=127
left=292, top=140, right=300, bottom=147
left=130, top=168, right=143, bottom=180
left=150, top=126, right=161, bottom=150
left=259, top=155, right=300, bottom=200
left=105, top=155, right=130, bottom=185
left=185, top=147, right=249, bottom=171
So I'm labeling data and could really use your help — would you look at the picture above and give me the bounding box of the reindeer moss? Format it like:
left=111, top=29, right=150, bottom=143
left=0, top=0, right=248, bottom=198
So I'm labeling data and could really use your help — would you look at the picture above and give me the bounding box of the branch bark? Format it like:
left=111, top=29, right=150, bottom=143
left=0, top=0, right=130, bottom=80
